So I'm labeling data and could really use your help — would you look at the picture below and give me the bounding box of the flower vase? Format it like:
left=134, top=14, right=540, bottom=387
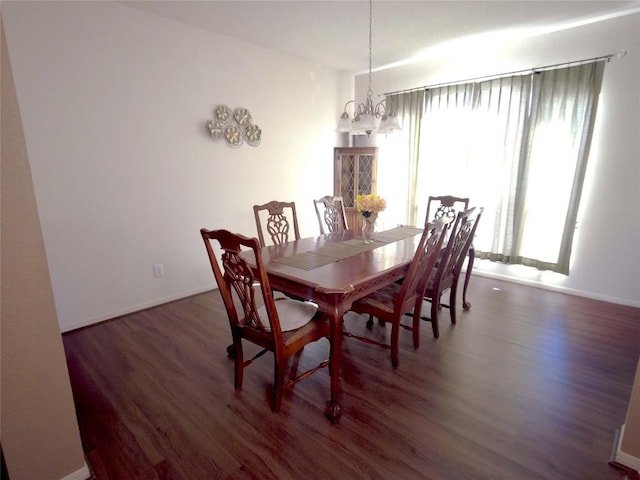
left=362, top=213, right=377, bottom=244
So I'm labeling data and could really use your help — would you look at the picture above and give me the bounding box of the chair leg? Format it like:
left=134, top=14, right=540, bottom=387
left=390, top=321, right=400, bottom=368
left=366, top=315, right=387, bottom=329
left=234, top=342, right=244, bottom=390
left=462, top=247, right=475, bottom=310
left=412, top=311, right=421, bottom=349
left=450, top=281, right=458, bottom=325
left=431, top=296, right=440, bottom=338
left=412, top=299, right=425, bottom=349
left=272, top=359, right=286, bottom=412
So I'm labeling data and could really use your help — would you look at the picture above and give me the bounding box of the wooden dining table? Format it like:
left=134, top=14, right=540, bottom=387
left=241, top=226, right=424, bottom=423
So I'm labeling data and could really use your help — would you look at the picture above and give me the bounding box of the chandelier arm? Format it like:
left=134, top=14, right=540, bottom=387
left=340, top=99, right=356, bottom=118
left=374, top=98, right=387, bottom=118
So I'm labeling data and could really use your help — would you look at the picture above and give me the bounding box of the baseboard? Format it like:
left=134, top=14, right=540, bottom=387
left=59, top=463, right=91, bottom=480
left=60, top=285, right=215, bottom=333
left=612, top=425, right=640, bottom=473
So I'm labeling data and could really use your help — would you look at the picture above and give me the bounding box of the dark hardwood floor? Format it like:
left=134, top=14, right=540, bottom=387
left=62, top=275, right=640, bottom=480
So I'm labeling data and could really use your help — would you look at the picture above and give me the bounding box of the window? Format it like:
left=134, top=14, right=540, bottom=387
left=380, top=61, right=605, bottom=274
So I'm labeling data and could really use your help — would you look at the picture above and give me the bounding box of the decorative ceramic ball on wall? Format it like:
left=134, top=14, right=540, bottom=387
left=205, top=104, right=261, bottom=148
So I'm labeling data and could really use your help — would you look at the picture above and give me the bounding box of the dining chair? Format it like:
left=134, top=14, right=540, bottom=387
left=425, top=195, right=469, bottom=227
left=200, top=228, right=331, bottom=412
left=425, top=195, right=476, bottom=310
left=313, top=195, right=348, bottom=234
left=343, top=220, right=446, bottom=368
left=419, top=206, right=483, bottom=339
left=253, top=200, right=301, bottom=247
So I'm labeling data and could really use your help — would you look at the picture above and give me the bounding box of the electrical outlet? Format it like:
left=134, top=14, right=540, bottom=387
left=153, top=264, right=164, bottom=277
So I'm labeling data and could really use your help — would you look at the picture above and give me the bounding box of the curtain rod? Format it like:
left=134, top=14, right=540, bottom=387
left=384, top=50, right=627, bottom=96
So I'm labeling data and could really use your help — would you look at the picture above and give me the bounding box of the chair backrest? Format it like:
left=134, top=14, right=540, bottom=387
left=253, top=200, right=301, bottom=247
left=425, top=195, right=470, bottom=228
left=313, top=195, right=348, bottom=234
left=395, top=220, right=447, bottom=315
left=200, top=228, right=285, bottom=340
left=434, top=207, right=483, bottom=286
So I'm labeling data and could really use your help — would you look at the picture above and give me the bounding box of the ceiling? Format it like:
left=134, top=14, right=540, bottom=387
left=122, top=1, right=639, bottom=73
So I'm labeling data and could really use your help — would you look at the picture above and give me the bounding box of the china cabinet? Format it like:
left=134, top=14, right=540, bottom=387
left=333, top=147, right=378, bottom=230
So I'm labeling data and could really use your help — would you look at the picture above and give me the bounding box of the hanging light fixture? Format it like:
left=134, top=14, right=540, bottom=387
left=336, top=0, right=401, bottom=136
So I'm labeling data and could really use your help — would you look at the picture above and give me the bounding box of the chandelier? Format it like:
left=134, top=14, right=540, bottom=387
left=336, top=0, right=401, bottom=136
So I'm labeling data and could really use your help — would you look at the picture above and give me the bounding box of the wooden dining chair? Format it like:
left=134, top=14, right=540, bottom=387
left=343, top=220, right=446, bottom=368
left=425, top=195, right=469, bottom=227
left=253, top=200, right=301, bottom=247
left=419, top=206, right=483, bottom=339
left=200, top=228, right=331, bottom=412
left=425, top=195, right=476, bottom=310
left=313, top=195, right=348, bottom=234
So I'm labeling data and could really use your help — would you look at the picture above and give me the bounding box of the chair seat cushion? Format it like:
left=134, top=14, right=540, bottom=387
left=258, top=297, right=318, bottom=332
left=353, top=283, right=400, bottom=314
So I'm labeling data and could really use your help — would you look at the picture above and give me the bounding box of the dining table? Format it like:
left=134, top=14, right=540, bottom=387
left=241, top=225, right=424, bottom=423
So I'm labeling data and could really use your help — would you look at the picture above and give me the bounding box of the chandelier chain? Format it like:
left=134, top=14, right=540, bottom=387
left=368, top=0, right=373, bottom=97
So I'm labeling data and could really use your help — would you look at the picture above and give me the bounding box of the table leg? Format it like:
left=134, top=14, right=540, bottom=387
left=324, top=307, right=343, bottom=424
left=462, top=246, right=475, bottom=310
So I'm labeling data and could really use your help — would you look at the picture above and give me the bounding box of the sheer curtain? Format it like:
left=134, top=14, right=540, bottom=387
left=386, top=60, right=605, bottom=274
left=415, top=77, right=531, bottom=258
left=414, top=83, right=475, bottom=226
left=378, top=90, right=425, bottom=226
left=514, top=62, right=605, bottom=273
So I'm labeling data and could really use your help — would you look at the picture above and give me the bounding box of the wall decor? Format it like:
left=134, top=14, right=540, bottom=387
left=206, top=104, right=261, bottom=148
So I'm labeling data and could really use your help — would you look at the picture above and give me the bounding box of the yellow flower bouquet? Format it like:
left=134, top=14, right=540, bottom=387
left=355, top=194, right=387, bottom=218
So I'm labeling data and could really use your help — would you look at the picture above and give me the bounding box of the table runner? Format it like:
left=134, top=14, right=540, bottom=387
left=272, top=226, right=422, bottom=271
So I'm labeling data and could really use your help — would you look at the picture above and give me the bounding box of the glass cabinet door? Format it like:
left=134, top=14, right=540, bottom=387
left=334, top=147, right=377, bottom=229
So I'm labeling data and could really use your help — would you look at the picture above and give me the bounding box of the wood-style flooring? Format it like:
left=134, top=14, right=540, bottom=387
left=62, top=275, right=640, bottom=480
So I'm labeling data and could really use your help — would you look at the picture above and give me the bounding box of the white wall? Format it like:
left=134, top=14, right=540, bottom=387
left=2, top=1, right=351, bottom=331
left=360, top=12, right=640, bottom=307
